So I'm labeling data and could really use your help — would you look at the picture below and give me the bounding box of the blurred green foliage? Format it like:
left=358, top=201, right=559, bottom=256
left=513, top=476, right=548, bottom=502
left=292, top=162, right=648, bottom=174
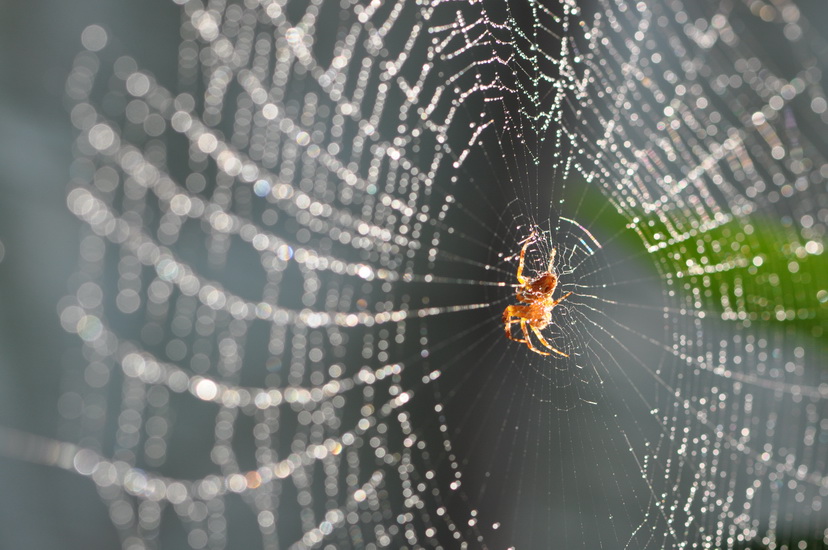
left=567, top=181, right=827, bottom=342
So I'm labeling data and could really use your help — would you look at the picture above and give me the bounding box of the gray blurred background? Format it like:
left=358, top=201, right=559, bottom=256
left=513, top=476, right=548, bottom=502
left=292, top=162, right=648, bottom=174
left=0, top=1, right=178, bottom=546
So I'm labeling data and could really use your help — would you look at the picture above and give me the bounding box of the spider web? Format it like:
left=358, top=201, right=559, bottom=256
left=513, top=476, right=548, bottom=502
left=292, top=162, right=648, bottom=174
left=3, top=0, right=827, bottom=548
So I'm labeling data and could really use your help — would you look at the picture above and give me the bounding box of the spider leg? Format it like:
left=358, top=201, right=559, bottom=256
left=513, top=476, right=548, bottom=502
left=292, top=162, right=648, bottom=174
left=551, top=291, right=573, bottom=307
left=530, top=325, right=568, bottom=357
left=505, top=319, right=529, bottom=343
left=518, top=228, right=538, bottom=245
left=547, top=247, right=557, bottom=272
left=522, top=321, right=550, bottom=356
left=515, top=238, right=533, bottom=285
left=502, top=307, right=528, bottom=343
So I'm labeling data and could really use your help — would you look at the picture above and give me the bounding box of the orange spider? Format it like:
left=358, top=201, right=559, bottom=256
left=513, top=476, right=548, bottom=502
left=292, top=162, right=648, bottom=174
left=502, top=233, right=572, bottom=356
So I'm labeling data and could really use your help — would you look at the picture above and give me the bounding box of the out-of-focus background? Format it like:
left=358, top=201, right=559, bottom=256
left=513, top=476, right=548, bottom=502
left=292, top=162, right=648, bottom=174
left=0, top=2, right=177, bottom=546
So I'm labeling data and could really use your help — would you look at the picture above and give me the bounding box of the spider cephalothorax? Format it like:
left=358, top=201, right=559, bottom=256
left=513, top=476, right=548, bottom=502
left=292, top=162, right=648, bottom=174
left=502, top=233, right=572, bottom=356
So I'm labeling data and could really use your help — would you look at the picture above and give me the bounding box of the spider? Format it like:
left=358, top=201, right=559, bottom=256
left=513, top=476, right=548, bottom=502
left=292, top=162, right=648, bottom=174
left=502, top=232, right=572, bottom=356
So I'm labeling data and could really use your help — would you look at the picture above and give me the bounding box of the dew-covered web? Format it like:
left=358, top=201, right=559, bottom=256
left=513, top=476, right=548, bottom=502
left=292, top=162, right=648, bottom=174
left=12, top=0, right=828, bottom=548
